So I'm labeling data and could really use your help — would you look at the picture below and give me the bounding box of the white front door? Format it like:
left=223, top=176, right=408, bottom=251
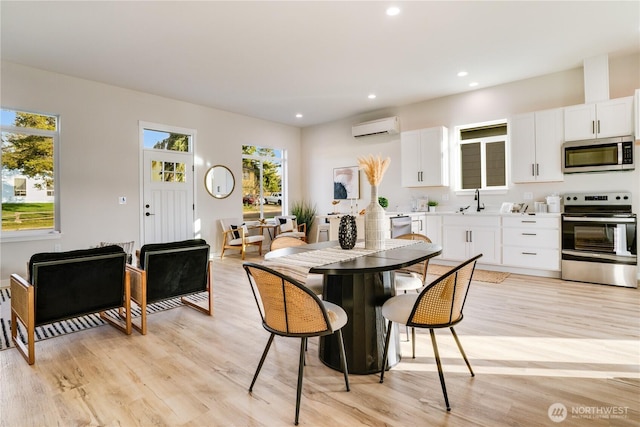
left=142, top=149, right=194, bottom=244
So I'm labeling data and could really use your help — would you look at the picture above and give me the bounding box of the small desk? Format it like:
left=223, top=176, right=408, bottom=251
left=265, top=240, right=442, bottom=374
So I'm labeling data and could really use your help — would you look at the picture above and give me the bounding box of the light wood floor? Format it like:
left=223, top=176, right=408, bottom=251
left=1, top=253, right=639, bottom=426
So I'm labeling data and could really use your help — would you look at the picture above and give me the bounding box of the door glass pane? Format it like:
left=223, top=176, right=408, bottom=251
left=151, top=160, right=186, bottom=182
left=151, top=160, right=163, bottom=182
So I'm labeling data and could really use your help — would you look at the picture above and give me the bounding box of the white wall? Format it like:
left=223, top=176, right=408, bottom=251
left=301, top=53, right=640, bottom=217
left=0, top=61, right=301, bottom=282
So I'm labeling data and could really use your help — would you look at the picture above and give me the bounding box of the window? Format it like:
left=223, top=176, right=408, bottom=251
left=1, top=109, right=59, bottom=234
left=458, top=121, right=507, bottom=191
left=143, top=128, right=190, bottom=152
left=242, top=145, right=284, bottom=221
left=13, top=178, right=26, bottom=196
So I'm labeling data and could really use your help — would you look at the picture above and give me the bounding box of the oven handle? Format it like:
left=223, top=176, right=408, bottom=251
left=562, top=216, right=636, bottom=224
left=562, top=249, right=637, bottom=262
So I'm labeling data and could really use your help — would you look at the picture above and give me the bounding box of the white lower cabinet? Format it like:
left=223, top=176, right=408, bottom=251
left=441, top=215, right=501, bottom=264
left=425, top=215, right=442, bottom=245
left=502, top=216, right=560, bottom=270
left=410, top=213, right=426, bottom=234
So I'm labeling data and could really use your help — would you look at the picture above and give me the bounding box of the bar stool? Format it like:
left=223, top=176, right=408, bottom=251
left=315, top=221, right=330, bottom=242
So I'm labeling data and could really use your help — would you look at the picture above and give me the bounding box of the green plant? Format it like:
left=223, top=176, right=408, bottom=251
left=290, top=200, right=317, bottom=237
left=428, top=200, right=439, bottom=207
left=378, top=197, right=389, bottom=208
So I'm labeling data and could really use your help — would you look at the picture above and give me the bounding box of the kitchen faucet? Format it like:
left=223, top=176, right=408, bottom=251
left=475, top=189, right=485, bottom=212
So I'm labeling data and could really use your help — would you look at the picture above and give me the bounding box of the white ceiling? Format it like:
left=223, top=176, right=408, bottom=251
left=1, top=1, right=639, bottom=127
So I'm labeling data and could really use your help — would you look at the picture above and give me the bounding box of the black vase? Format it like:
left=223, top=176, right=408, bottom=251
left=338, top=215, right=357, bottom=250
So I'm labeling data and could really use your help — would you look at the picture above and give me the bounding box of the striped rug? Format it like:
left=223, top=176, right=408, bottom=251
left=0, top=287, right=209, bottom=351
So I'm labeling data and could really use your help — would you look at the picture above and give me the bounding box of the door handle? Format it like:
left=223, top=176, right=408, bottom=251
left=145, top=212, right=155, bottom=216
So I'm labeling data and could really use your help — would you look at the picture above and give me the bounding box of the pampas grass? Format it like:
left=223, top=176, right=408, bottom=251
left=357, top=154, right=390, bottom=186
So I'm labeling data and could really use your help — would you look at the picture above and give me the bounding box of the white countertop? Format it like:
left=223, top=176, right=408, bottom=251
left=427, top=210, right=562, bottom=217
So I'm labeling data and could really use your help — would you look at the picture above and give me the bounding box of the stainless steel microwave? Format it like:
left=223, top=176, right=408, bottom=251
left=562, top=135, right=634, bottom=173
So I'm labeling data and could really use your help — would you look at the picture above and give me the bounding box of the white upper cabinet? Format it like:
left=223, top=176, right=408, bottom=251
left=400, top=126, right=448, bottom=187
left=511, top=108, right=564, bottom=183
left=564, top=96, right=633, bottom=141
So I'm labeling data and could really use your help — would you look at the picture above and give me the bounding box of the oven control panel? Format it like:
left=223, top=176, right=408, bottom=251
left=565, top=192, right=631, bottom=206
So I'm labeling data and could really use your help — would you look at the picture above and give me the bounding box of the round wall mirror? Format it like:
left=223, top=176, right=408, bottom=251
left=204, top=165, right=235, bottom=199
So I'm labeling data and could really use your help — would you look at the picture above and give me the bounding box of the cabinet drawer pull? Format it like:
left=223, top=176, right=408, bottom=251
left=521, top=233, right=537, bottom=236
left=522, top=252, right=537, bottom=255
left=521, top=220, right=536, bottom=223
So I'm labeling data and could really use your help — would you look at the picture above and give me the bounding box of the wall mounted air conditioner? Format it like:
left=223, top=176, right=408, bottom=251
left=352, top=116, right=399, bottom=138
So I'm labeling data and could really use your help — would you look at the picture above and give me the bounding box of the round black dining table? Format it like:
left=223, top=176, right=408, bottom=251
left=265, top=240, right=442, bottom=375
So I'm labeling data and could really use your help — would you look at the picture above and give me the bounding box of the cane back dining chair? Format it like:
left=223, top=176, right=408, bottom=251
left=269, top=236, right=323, bottom=296
left=379, top=253, right=482, bottom=411
left=394, top=233, right=432, bottom=294
left=243, top=263, right=350, bottom=425
left=393, top=233, right=432, bottom=342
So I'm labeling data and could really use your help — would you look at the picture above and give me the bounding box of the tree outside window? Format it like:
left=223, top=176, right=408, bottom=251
left=1, top=109, right=58, bottom=233
left=242, top=145, right=284, bottom=221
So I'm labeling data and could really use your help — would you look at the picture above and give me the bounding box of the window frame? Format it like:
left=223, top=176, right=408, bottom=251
left=242, top=145, right=286, bottom=221
left=1, top=108, right=61, bottom=242
left=454, top=119, right=509, bottom=195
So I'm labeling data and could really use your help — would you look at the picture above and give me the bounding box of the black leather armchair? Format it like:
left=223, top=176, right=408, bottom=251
left=126, top=239, right=213, bottom=334
left=10, top=245, right=132, bottom=365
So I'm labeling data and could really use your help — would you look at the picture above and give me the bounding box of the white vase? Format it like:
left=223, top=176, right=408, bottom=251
left=364, top=185, right=386, bottom=250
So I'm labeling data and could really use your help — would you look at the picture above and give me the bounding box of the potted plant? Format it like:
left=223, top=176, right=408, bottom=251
left=378, top=196, right=389, bottom=209
left=290, top=200, right=317, bottom=238
left=428, top=200, right=439, bottom=212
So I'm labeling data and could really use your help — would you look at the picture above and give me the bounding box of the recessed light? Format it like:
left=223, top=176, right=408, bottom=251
left=386, top=7, right=400, bottom=16
left=368, top=94, right=377, bottom=99
left=295, top=113, right=303, bottom=118
left=469, top=82, right=479, bottom=87
left=457, top=71, right=468, bottom=77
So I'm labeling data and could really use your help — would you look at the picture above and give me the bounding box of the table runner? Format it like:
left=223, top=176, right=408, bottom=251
left=262, top=239, right=420, bottom=283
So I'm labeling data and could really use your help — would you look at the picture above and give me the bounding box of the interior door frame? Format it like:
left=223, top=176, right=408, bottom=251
left=138, top=120, right=197, bottom=246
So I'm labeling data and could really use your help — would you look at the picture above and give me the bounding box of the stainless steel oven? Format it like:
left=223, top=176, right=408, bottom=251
left=561, top=192, right=637, bottom=288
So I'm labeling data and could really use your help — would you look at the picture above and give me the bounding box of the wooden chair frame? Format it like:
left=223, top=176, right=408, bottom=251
left=10, top=250, right=132, bottom=365
left=126, top=244, right=213, bottom=335
left=274, top=215, right=307, bottom=241
left=220, top=221, right=264, bottom=260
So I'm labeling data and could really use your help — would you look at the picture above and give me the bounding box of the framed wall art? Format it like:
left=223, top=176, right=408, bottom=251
left=333, top=166, right=360, bottom=200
